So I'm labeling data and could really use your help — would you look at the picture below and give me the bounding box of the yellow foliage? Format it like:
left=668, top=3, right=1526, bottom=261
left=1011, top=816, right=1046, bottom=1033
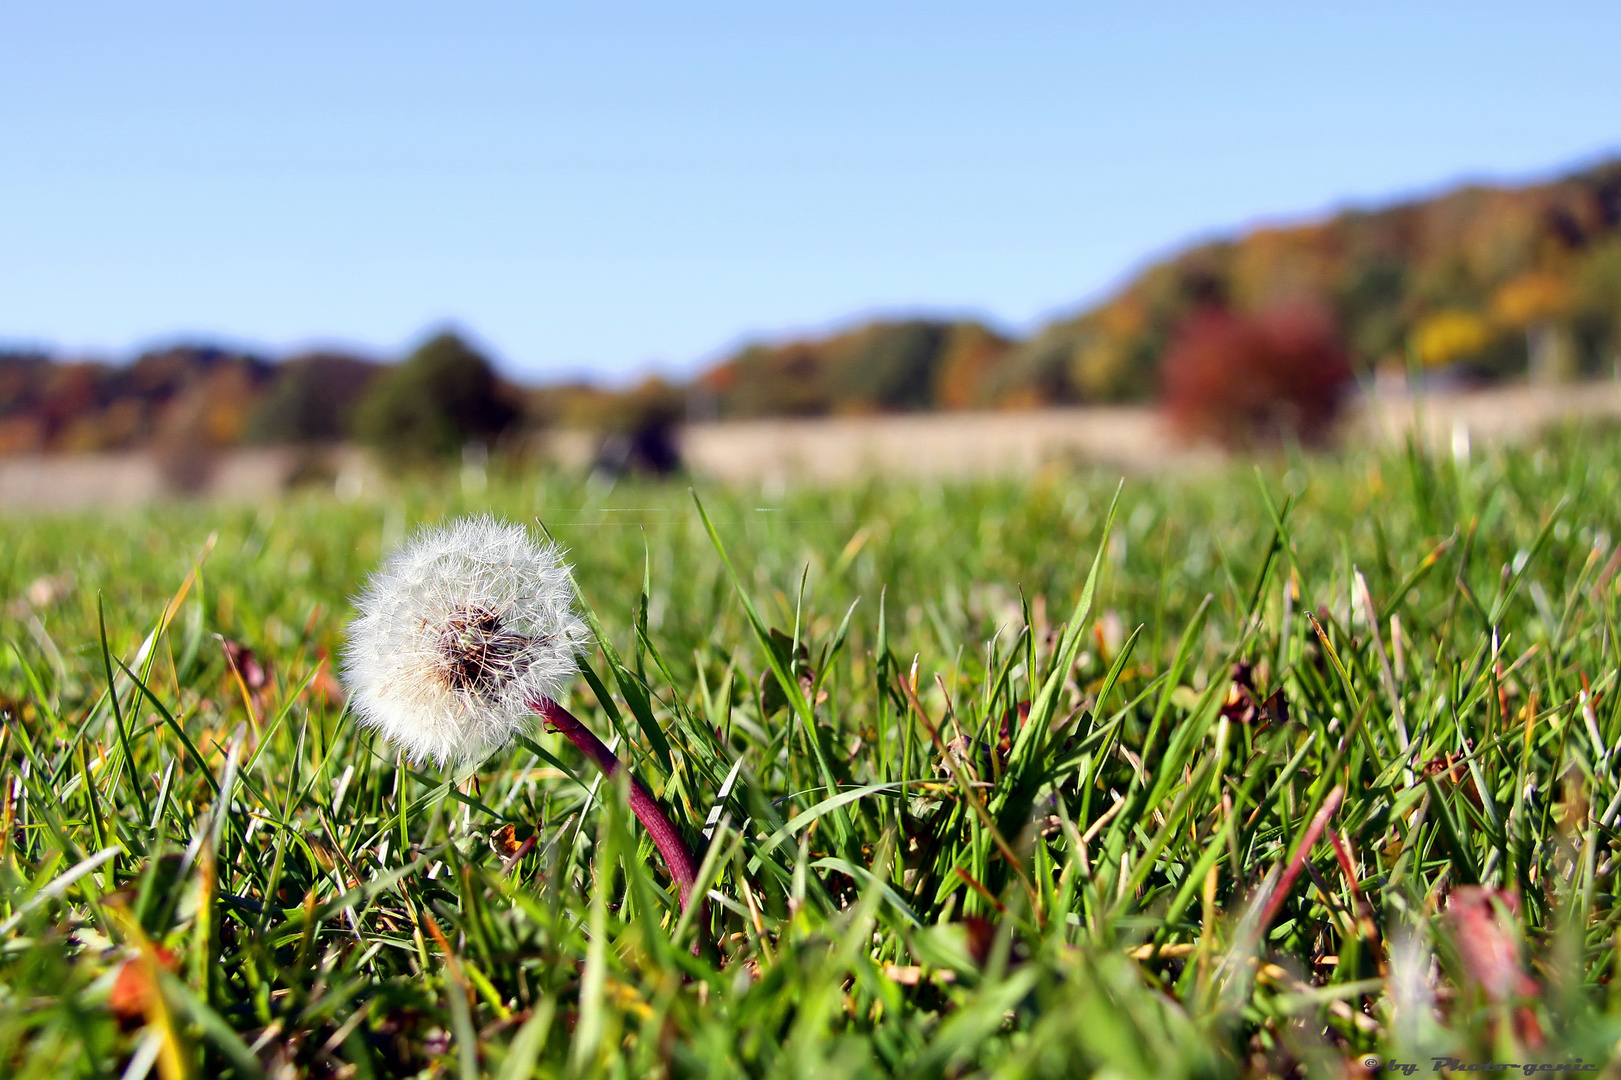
left=1491, top=272, right=1569, bottom=326
left=1070, top=337, right=1130, bottom=398
left=1412, top=309, right=1491, bottom=367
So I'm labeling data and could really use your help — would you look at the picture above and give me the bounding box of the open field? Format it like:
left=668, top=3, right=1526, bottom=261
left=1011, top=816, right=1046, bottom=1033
left=5, top=381, right=1621, bottom=511
left=674, top=381, right=1621, bottom=485
left=4, top=423, right=1621, bottom=1076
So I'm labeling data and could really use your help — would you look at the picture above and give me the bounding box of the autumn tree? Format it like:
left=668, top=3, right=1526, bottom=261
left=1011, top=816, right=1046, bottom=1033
left=1161, top=304, right=1354, bottom=447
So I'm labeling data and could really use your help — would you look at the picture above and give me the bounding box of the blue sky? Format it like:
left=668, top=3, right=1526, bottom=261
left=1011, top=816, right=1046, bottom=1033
left=1, top=2, right=1617, bottom=381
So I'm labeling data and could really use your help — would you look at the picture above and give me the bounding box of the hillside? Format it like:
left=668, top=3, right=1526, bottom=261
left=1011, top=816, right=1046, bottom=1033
left=3, top=157, right=1620, bottom=451
left=584, top=156, right=1621, bottom=423
left=1003, top=157, right=1621, bottom=404
left=690, top=157, right=1621, bottom=417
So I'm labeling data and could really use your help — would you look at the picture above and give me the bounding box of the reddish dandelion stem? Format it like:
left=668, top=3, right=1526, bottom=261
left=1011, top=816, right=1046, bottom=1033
left=531, top=696, right=704, bottom=918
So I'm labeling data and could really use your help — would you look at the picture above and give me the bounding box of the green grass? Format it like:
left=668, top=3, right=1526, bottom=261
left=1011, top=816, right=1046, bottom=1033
left=5, top=426, right=1621, bottom=1078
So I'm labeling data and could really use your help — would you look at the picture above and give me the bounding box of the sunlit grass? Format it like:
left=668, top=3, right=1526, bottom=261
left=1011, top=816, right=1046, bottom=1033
left=4, top=426, right=1621, bottom=1077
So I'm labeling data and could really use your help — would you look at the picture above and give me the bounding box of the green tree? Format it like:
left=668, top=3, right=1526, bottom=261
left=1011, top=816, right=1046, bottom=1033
left=354, top=332, right=518, bottom=463
left=247, top=352, right=381, bottom=444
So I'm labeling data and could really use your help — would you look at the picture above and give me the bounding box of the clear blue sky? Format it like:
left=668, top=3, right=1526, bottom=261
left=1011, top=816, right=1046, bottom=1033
left=1, top=2, right=1617, bottom=382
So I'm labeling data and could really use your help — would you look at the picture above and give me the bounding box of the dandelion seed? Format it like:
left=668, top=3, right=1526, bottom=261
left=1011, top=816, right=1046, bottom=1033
left=343, top=514, right=706, bottom=923
left=342, top=515, right=589, bottom=767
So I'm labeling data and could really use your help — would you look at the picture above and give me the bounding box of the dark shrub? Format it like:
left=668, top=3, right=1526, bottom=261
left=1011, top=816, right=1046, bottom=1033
left=1161, top=305, right=1354, bottom=447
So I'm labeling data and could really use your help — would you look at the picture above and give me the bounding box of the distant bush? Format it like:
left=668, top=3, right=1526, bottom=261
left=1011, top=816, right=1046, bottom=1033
left=701, top=320, right=1014, bottom=418
left=1571, top=238, right=1621, bottom=372
left=247, top=352, right=381, bottom=444
left=592, top=378, right=685, bottom=476
left=1411, top=309, right=1493, bottom=368
left=1161, top=304, right=1353, bottom=446
left=354, top=333, right=518, bottom=464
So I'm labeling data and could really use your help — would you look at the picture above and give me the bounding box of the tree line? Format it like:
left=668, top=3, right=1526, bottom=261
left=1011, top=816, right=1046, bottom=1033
left=3, top=157, right=1619, bottom=457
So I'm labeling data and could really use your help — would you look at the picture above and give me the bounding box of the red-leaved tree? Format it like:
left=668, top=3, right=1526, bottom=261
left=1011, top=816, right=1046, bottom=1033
left=1161, top=304, right=1354, bottom=447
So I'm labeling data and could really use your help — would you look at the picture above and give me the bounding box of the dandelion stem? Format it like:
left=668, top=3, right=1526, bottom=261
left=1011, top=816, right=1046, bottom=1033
left=532, top=696, right=705, bottom=919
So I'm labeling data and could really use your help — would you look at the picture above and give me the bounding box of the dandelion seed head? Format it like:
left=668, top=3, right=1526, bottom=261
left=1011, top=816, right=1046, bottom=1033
left=342, top=515, right=588, bottom=767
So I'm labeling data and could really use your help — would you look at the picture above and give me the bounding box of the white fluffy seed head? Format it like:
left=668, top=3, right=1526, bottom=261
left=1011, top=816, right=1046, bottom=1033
left=341, top=515, right=589, bottom=768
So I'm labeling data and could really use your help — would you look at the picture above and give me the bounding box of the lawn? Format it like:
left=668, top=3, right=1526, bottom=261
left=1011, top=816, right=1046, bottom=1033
left=3, top=425, right=1621, bottom=1078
